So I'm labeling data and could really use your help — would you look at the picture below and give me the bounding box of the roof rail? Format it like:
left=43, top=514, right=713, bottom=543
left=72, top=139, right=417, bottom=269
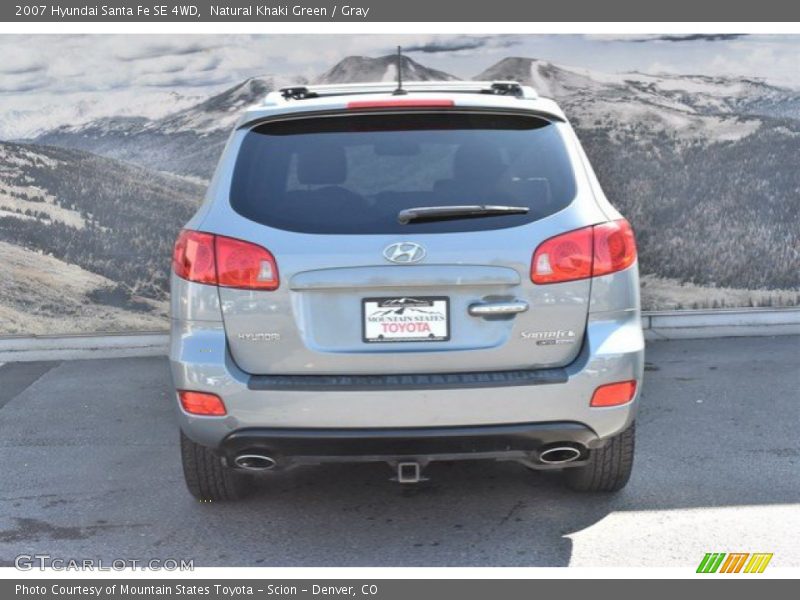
left=280, top=86, right=316, bottom=100
left=276, top=80, right=535, bottom=102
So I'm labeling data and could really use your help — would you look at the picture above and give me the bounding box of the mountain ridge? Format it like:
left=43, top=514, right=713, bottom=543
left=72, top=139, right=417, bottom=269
left=32, top=53, right=800, bottom=181
left=316, top=54, right=458, bottom=84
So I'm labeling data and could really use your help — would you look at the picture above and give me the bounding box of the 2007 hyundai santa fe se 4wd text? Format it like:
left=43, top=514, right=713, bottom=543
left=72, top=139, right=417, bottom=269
left=170, top=79, right=644, bottom=501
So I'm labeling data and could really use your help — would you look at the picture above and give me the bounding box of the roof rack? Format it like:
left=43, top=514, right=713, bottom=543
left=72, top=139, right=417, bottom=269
left=277, top=81, right=534, bottom=102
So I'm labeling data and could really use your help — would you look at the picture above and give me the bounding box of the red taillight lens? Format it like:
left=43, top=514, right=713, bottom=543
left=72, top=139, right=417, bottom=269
left=215, top=235, right=279, bottom=290
left=590, top=380, right=638, bottom=407
left=178, top=390, right=227, bottom=416
left=172, top=230, right=279, bottom=290
left=530, top=219, right=637, bottom=284
left=172, top=230, right=216, bottom=285
left=593, top=219, right=637, bottom=277
left=346, top=99, right=455, bottom=109
left=531, top=226, right=594, bottom=284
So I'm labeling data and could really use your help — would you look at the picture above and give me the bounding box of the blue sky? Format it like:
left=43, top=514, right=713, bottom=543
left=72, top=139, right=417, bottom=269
left=2, top=34, right=800, bottom=121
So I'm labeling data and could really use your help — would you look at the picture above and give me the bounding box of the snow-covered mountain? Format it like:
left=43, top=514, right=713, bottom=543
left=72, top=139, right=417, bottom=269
left=33, top=76, right=285, bottom=179
left=477, top=56, right=799, bottom=113
left=0, top=90, right=204, bottom=141
left=316, top=55, right=457, bottom=84
left=28, top=55, right=454, bottom=168
left=31, top=58, right=458, bottom=179
left=34, top=54, right=800, bottom=180
left=477, top=57, right=800, bottom=136
left=150, top=76, right=282, bottom=135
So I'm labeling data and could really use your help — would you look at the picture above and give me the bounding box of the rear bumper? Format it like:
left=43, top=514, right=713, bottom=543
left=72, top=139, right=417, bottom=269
left=170, top=309, right=644, bottom=450
left=220, top=421, right=601, bottom=468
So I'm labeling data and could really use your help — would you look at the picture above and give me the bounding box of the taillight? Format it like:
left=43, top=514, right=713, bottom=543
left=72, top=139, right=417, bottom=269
left=178, top=390, right=227, bottom=416
left=592, top=219, right=637, bottom=277
left=172, top=230, right=216, bottom=285
left=216, top=235, right=279, bottom=290
left=172, top=230, right=279, bottom=290
left=531, top=226, right=593, bottom=284
left=590, top=380, right=638, bottom=407
left=531, top=219, right=636, bottom=284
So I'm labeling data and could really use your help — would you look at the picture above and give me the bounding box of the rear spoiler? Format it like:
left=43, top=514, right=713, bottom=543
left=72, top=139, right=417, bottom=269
left=237, top=105, right=566, bottom=131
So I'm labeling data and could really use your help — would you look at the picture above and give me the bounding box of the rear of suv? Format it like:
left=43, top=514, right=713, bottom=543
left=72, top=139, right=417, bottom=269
left=170, top=81, right=644, bottom=501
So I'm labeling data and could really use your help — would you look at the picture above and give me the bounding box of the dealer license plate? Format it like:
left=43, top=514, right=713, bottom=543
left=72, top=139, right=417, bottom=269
left=362, top=296, right=450, bottom=343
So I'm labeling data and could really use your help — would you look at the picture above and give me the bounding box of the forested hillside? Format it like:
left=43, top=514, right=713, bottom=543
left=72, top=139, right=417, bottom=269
left=0, top=142, right=202, bottom=308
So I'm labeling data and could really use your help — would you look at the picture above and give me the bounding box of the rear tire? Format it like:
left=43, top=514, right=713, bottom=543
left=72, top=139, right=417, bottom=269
left=180, top=431, right=252, bottom=501
left=563, top=422, right=635, bottom=493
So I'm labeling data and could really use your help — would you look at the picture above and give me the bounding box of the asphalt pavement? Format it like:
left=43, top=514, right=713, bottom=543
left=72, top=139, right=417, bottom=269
left=0, top=336, right=798, bottom=568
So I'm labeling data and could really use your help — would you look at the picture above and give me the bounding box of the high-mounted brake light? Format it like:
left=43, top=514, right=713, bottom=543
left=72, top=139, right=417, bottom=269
left=531, top=219, right=637, bottom=284
left=346, top=99, right=455, bottom=109
left=178, top=390, right=227, bottom=416
left=172, top=230, right=279, bottom=290
left=591, top=380, right=638, bottom=407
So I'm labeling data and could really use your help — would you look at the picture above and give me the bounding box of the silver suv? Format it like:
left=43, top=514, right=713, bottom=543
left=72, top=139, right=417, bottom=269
left=170, top=81, right=644, bottom=501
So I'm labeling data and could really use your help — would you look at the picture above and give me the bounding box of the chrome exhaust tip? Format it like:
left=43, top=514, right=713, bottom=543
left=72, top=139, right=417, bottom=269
left=538, top=445, right=583, bottom=465
left=233, top=454, right=277, bottom=471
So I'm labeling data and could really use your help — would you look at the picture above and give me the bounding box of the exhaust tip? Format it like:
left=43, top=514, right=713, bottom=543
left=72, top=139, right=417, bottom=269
left=538, top=445, right=583, bottom=465
left=233, top=454, right=277, bottom=471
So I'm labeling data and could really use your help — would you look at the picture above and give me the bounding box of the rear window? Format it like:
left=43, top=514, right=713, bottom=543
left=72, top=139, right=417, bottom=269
left=230, top=112, right=577, bottom=234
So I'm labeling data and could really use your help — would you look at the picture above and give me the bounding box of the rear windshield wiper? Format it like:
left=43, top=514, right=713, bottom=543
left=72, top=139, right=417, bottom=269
left=398, top=205, right=530, bottom=224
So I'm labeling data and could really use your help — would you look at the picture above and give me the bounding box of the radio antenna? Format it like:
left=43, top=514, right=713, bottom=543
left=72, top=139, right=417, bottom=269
left=393, top=46, right=407, bottom=95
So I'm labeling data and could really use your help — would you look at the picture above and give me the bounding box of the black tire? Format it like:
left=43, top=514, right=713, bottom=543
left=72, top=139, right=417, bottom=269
left=563, top=422, right=635, bottom=493
left=180, top=431, right=252, bottom=501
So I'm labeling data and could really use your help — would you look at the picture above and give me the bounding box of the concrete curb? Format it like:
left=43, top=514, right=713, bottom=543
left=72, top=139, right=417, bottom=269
left=642, top=307, right=800, bottom=340
left=1, top=308, right=798, bottom=362
left=0, top=332, right=169, bottom=363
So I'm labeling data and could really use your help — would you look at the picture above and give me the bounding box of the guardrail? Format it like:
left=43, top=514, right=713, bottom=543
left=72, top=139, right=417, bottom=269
left=1, top=308, right=798, bottom=363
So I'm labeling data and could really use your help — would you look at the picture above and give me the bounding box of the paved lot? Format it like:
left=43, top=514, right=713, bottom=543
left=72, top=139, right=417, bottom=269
left=0, top=336, right=798, bottom=568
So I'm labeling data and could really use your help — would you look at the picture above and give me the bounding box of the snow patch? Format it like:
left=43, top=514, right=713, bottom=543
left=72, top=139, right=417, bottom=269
left=0, top=186, right=87, bottom=229
left=382, top=64, right=397, bottom=82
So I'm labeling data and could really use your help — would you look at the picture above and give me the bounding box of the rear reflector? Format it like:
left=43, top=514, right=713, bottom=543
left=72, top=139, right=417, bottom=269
left=531, top=219, right=637, bottom=284
left=178, top=391, right=227, bottom=416
left=590, top=380, right=638, bottom=407
left=172, top=230, right=279, bottom=290
left=347, top=99, right=455, bottom=109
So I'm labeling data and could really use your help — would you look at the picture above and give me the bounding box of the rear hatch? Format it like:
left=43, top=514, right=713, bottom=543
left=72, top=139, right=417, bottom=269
left=218, top=109, right=594, bottom=375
